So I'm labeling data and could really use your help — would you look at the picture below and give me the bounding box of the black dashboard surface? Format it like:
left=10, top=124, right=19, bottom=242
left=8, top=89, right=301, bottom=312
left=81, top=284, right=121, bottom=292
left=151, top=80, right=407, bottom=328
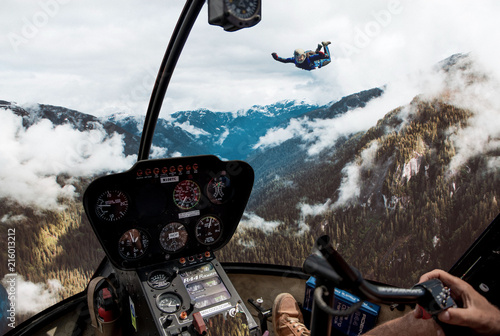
left=83, top=155, right=254, bottom=270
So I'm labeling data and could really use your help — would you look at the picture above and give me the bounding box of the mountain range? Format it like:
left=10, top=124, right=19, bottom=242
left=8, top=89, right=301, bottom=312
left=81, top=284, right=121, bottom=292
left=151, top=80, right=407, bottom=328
left=106, top=88, right=382, bottom=160
left=1, top=85, right=383, bottom=170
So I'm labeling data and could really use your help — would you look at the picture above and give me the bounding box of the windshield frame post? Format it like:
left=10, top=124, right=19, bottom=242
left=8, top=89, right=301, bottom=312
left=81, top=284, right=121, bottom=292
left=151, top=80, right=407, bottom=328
left=138, top=0, right=206, bottom=161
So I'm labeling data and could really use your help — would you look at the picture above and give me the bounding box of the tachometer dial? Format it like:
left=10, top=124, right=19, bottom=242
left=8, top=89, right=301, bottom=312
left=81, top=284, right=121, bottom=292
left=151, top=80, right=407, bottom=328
left=195, top=216, right=222, bottom=245
left=156, top=292, right=182, bottom=314
left=118, top=229, right=149, bottom=259
left=159, top=222, right=188, bottom=252
left=95, top=190, right=129, bottom=221
left=173, top=180, right=201, bottom=210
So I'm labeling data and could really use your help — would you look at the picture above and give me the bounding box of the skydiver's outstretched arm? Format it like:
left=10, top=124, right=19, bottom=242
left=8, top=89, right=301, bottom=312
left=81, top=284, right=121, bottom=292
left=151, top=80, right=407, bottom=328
left=271, top=52, right=294, bottom=64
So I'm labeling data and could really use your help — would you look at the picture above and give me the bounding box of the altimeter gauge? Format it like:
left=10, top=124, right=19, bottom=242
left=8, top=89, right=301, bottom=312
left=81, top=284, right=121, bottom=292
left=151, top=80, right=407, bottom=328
left=196, top=216, right=222, bottom=245
left=95, top=190, right=129, bottom=221
left=118, top=229, right=150, bottom=259
left=159, top=222, right=189, bottom=252
left=208, top=0, right=261, bottom=31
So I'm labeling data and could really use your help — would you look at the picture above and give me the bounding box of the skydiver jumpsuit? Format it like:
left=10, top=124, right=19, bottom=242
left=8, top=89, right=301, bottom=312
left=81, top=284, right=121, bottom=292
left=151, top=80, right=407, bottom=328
left=272, top=44, right=331, bottom=71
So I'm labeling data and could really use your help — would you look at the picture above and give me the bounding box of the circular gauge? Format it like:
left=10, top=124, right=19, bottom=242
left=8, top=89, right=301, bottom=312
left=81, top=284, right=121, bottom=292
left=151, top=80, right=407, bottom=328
left=148, top=270, right=174, bottom=290
left=95, top=190, right=129, bottom=221
left=159, top=222, right=188, bottom=252
left=118, top=229, right=149, bottom=259
left=196, top=216, right=222, bottom=245
left=173, top=180, right=201, bottom=210
left=225, top=0, right=259, bottom=19
left=156, top=292, right=182, bottom=314
left=206, top=172, right=232, bottom=204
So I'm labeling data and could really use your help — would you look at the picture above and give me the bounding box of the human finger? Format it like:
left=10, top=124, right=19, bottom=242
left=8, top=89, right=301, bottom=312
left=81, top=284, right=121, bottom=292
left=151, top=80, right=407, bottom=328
left=437, top=308, right=470, bottom=328
left=418, top=270, right=467, bottom=296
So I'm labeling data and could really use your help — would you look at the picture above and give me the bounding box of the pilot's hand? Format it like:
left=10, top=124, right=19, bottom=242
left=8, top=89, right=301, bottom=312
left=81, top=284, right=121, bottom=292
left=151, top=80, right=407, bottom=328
left=415, top=269, right=500, bottom=335
left=271, top=52, right=278, bottom=60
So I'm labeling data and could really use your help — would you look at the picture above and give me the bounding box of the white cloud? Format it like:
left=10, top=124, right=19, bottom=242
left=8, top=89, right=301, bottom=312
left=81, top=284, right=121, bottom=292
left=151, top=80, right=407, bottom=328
left=297, top=199, right=332, bottom=218
left=1, top=0, right=499, bottom=118
left=333, top=141, right=380, bottom=208
left=440, top=59, right=500, bottom=174
left=150, top=145, right=168, bottom=159
left=1, top=213, right=27, bottom=224
left=2, top=275, right=63, bottom=315
left=335, top=163, right=362, bottom=207
left=294, top=199, right=330, bottom=235
left=0, top=107, right=136, bottom=210
left=253, top=75, right=421, bottom=155
left=253, top=117, right=309, bottom=150
left=238, top=212, right=281, bottom=234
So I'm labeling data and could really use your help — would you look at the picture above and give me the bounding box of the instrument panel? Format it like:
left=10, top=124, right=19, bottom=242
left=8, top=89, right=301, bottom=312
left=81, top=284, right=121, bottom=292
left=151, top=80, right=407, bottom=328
left=83, top=155, right=254, bottom=270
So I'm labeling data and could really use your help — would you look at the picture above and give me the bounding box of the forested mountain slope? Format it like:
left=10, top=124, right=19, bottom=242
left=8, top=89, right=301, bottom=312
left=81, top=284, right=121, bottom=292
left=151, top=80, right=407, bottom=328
left=219, top=93, right=500, bottom=287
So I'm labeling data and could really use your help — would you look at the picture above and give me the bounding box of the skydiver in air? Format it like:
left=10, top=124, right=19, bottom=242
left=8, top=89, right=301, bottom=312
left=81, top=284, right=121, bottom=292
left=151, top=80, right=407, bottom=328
left=272, top=41, right=332, bottom=71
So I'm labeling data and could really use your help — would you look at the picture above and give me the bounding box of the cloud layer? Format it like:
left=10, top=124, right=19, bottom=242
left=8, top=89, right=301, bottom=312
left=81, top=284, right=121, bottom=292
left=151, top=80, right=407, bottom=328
left=0, top=106, right=136, bottom=209
left=1, top=1, right=499, bottom=117
left=2, top=275, right=63, bottom=315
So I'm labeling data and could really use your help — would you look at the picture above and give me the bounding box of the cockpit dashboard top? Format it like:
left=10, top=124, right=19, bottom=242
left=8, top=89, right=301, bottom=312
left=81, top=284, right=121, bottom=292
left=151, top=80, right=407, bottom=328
left=83, top=155, right=254, bottom=270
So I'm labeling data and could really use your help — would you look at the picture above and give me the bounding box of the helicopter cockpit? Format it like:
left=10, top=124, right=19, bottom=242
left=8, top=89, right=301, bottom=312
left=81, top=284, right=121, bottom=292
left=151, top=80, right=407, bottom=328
left=2, top=0, right=500, bottom=335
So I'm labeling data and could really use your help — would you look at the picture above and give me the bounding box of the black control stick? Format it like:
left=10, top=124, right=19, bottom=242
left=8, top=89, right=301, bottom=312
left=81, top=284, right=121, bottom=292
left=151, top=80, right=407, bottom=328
left=303, top=235, right=457, bottom=335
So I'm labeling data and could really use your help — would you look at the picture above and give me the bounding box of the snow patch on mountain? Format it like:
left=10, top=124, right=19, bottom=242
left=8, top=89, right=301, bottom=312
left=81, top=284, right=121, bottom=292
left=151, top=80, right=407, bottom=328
left=174, top=120, right=210, bottom=138
left=402, top=152, right=423, bottom=182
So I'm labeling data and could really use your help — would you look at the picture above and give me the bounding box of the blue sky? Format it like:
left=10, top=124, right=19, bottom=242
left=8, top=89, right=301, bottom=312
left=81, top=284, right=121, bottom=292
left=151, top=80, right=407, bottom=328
left=1, top=0, right=499, bottom=117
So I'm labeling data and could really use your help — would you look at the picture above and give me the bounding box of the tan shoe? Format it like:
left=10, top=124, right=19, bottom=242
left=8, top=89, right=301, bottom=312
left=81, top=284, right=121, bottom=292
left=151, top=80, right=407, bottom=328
left=273, top=293, right=310, bottom=336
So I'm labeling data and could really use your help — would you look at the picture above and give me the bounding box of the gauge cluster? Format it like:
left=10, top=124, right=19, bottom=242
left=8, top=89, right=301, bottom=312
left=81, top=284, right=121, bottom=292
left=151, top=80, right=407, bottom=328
left=134, top=260, right=259, bottom=335
left=83, top=155, right=254, bottom=270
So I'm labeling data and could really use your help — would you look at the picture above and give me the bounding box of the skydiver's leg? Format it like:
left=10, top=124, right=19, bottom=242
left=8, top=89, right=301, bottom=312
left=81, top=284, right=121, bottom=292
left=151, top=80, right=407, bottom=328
left=322, top=41, right=331, bottom=60
left=319, top=41, right=331, bottom=67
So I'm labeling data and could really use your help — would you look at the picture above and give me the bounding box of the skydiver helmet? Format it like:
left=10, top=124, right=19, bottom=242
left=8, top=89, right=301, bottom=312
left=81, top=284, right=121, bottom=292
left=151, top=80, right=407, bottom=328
left=294, top=48, right=306, bottom=63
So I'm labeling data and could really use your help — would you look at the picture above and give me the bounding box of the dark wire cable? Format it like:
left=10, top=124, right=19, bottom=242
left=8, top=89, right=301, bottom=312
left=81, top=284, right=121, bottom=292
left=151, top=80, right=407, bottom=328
left=313, top=285, right=364, bottom=317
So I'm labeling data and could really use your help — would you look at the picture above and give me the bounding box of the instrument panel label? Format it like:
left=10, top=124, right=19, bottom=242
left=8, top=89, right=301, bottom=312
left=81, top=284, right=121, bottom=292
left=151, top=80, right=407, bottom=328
left=179, top=210, right=200, bottom=219
left=161, top=176, right=179, bottom=183
left=199, top=302, right=232, bottom=317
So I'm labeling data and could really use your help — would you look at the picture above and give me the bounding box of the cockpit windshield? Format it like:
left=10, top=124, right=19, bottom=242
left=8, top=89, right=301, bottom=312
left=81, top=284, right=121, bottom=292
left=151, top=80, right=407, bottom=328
left=1, top=0, right=499, bottom=330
